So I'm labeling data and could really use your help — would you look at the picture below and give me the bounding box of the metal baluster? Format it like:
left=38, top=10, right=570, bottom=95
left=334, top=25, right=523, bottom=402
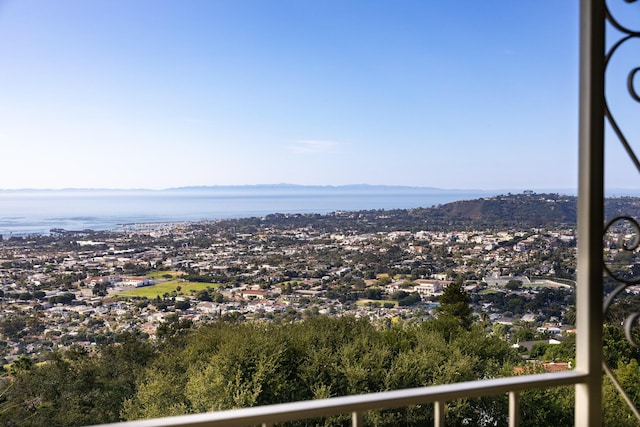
left=352, top=411, right=363, bottom=427
left=434, top=401, right=445, bottom=427
left=509, top=391, right=520, bottom=427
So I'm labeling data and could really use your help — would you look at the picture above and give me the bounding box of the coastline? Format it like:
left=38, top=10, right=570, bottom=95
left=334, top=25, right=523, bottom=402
left=0, top=188, right=504, bottom=237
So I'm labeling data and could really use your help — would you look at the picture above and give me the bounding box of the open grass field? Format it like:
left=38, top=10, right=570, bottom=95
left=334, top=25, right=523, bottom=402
left=146, top=271, right=184, bottom=280
left=118, top=281, right=219, bottom=298
left=356, top=299, right=397, bottom=307
left=276, top=280, right=304, bottom=286
left=524, top=281, right=574, bottom=289
left=479, top=289, right=504, bottom=295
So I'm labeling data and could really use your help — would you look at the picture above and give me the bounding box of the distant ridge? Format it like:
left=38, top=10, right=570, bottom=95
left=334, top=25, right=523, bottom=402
left=250, top=193, right=640, bottom=232
left=0, top=184, right=527, bottom=194
left=9, top=184, right=640, bottom=197
left=434, top=193, right=577, bottom=226
left=434, top=193, right=640, bottom=226
left=163, top=184, right=491, bottom=194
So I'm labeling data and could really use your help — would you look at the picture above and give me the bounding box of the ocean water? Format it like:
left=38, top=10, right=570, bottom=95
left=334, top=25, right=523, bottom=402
left=0, top=188, right=500, bottom=237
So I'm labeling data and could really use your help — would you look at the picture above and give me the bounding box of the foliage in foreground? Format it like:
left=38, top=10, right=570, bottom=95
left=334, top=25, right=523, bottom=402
left=124, top=316, right=519, bottom=426
left=0, top=332, right=154, bottom=426
left=1, top=317, right=640, bottom=426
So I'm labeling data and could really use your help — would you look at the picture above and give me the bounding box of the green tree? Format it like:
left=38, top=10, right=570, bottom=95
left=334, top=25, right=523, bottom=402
left=505, top=280, right=522, bottom=291
left=175, top=300, right=191, bottom=310
left=8, top=355, right=33, bottom=374
left=0, top=333, right=154, bottom=426
left=603, top=358, right=640, bottom=426
left=124, top=315, right=521, bottom=425
left=365, top=287, right=383, bottom=300
left=520, top=386, right=574, bottom=427
left=437, top=281, right=473, bottom=330
left=195, top=289, right=212, bottom=301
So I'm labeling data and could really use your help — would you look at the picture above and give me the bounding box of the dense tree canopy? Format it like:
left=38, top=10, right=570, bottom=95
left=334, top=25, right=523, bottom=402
left=123, top=316, right=519, bottom=426
left=1, top=316, right=639, bottom=426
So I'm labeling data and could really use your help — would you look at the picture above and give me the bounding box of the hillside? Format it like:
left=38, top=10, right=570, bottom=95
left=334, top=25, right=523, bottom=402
left=434, top=193, right=577, bottom=227
left=215, top=192, right=640, bottom=234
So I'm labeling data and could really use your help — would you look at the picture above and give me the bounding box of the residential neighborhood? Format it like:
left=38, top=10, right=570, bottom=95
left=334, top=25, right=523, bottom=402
left=0, top=201, right=589, bottom=366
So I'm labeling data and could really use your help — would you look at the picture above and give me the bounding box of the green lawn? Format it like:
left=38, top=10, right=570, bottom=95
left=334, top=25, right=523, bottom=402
left=356, top=299, right=397, bottom=307
left=276, top=280, right=304, bottom=286
left=479, top=289, right=504, bottom=295
left=146, top=271, right=184, bottom=280
left=118, top=281, right=220, bottom=298
left=524, top=282, right=573, bottom=289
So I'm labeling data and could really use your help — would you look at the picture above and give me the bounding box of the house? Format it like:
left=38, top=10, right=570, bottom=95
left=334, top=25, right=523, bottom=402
left=512, top=339, right=562, bottom=352
left=240, top=289, right=269, bottom=300
left=119, top=276, right=153, bottom=287
left=412, top=279, right=450, bottom=296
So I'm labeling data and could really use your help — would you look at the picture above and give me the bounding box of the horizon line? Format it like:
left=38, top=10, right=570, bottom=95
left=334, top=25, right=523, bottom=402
left=0, top=184, right=583, bottom=193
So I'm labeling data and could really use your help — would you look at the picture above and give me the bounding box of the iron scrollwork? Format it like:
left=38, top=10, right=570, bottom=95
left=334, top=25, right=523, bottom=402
left=603, top=0, right=640, bottom=420
left=605, top=0, right=640, bottom=173
left=602, top=216, right=640, bottom=420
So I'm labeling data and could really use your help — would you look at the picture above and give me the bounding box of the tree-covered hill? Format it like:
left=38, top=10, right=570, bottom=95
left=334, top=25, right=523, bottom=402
left=198, top=193, right=640, bottom=235
left=435, top=193, right=577, bottom=227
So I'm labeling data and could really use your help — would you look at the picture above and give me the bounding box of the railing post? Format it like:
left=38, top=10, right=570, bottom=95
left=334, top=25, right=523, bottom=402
left=509, top=391, right=520, bottom=427
left=352, top=411, right=363, bottom=427
left=434, top=401, right=445, bottom=427
left=576, top=0, right=605, bottom=426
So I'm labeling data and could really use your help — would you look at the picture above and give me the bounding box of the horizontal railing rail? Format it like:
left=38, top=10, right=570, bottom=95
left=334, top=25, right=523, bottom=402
left=94, top=370, right=588, bottom=427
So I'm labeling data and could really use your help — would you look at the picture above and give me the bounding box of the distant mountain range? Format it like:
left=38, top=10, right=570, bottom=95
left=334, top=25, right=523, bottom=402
left=162, top=184, right=498, bottom=195
left=0, top=184, right=569, bottom=195
left=3, top=184, right=640, bottom=197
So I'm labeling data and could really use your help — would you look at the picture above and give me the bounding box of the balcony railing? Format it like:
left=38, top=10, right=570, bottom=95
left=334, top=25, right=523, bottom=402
left=94, top=0, right=634, bottom=426
left=95, top=371, right=587, bottom=427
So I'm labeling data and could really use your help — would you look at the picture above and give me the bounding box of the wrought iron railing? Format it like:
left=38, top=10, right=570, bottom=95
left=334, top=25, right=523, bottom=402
left=601, top=0, right=640, bottom=421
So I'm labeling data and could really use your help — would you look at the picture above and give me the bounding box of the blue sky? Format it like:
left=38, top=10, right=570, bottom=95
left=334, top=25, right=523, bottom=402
left=0, top=1, right=634, bottom=191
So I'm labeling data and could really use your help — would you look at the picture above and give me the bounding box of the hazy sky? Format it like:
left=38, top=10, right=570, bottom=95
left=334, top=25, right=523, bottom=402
left=0, top=1, right=637, bottom=191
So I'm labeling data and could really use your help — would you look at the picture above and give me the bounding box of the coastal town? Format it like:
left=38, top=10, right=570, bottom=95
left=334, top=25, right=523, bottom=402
left=2, top=193, right=617, bottom=367
left=3, top=193, right=640, bottom=426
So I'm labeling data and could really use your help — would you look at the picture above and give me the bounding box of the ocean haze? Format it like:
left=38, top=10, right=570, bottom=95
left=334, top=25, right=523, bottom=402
left=0, top=184, right=571, bottom=195
left=0, top=185, right=508, bottom=237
